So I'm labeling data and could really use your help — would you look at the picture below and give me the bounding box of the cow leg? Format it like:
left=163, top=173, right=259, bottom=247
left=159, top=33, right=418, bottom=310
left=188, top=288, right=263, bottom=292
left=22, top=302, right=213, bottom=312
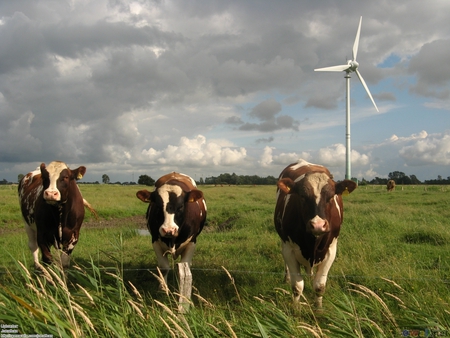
left=313, top=237, right=338, bottom=309
left=152, top=241, right=170, bottom=287
left=25, top=224, right=41, bottom=269
left=60, top=230, right=79, bottom=268
left=281, top=241, right=304, bottom=302
left=39, top=241, right=53, bottom=266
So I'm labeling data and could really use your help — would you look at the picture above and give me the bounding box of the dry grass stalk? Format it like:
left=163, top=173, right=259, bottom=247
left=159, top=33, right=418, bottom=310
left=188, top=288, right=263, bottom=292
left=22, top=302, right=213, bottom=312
left=166, top=316, right=190, bottom=338
left=71, top=301, right=96, bottom=332
left=76, top=283, right=95, bottom=304
left=159, top=315, right=177, bottom=338
left=349, top=282, right=398, bottom=329
left=193, top=292, right=215, bottom=309
left=224, top=320, right=238, bottom=338
left=127, top=299, right=145, bottom=320
left=221, top=266, right=242, bottom=306
left=297, top=324, right=323, bottom=338
left=359, top=317, right=385, bottom=335
left=155, top=299, right=176, bottom=318
left=128, top=281, right=143, bottom=301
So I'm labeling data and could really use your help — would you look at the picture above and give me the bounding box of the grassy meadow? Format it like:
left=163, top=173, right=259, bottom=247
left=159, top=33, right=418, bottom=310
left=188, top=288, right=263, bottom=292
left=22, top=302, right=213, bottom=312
left=0, top=183, right=449, bottom=337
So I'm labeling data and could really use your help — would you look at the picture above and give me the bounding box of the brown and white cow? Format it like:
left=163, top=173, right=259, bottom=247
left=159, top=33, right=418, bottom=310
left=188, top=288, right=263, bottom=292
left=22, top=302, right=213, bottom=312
left=136, top=172, right=207, bottom=287
left=274, top=159, right=357, bottom=308
left=387, top=180, right=396, bottom=192
left=18, top=161, right=90, bottom=269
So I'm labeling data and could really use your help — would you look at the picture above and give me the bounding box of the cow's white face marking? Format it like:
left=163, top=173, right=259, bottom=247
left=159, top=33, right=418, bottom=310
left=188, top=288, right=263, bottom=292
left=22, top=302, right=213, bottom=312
left=306, top=172, right=330, bottom=205
left=43, top=161, right=68, bottom=203
left=158, top=184, right=183, bottom=237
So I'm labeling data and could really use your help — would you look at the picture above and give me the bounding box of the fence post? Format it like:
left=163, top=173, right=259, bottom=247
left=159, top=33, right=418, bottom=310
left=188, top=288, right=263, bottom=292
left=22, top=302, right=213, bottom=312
left=177, top=262, right=192, bottom=313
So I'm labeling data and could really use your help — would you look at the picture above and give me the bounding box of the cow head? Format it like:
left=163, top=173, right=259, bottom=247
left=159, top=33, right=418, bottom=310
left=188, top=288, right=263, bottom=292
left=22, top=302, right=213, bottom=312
left=277, top=173, right=357, bottom=236
left=137, top=184, right=204, bottom=238
left=40, top=161, right=86, bottom=204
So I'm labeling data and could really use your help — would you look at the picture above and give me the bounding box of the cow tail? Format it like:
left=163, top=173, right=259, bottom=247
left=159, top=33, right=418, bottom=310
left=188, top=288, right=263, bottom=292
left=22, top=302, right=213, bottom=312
left=83, top=199, right=99, bottom=220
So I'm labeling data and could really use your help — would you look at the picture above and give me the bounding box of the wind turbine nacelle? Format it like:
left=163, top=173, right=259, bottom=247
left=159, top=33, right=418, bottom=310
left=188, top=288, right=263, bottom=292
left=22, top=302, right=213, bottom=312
left=348, top=60, right=359, bottom=72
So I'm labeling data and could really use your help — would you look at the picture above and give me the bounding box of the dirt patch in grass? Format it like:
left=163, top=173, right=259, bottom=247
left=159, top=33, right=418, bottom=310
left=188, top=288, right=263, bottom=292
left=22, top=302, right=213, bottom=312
left=0, top=215, right=148, bottom=236
left=83, top=215, right=147, bottom=230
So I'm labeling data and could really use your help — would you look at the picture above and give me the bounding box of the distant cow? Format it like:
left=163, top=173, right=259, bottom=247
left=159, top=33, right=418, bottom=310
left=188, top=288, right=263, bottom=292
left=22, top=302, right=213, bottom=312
left=18, top=161, right=91, bottom=269
left=387, top=180, right=396, bottom=192
left=136, top=172, right=207, bottom=287
left=274, top=159, right=357, bottom=309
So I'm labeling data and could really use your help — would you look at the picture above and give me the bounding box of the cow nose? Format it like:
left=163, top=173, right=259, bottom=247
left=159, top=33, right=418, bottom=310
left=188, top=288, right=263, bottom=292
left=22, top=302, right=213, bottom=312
left=44, top=190, right=60, bottom=201
left=161, top=228, right=176, bottom=237
left=310, top=216, right=328, bottom=234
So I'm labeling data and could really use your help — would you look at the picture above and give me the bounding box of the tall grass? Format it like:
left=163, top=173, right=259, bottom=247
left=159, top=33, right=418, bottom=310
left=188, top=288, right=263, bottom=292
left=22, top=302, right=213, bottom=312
left=1, top=257, right=448, bottom=337
left=1, top=184, right=449, bottom=336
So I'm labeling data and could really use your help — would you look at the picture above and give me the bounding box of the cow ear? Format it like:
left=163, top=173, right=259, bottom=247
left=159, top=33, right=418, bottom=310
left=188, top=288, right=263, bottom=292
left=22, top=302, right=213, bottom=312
left=72, top=166, right=86, bottom=180
left=136, top=190, right=152, bottom=203
left=335, top=179, right=357, bottom=196
left=186, top=190, right=203, bottom=203
left=39, top=163, right=47, bottom=174
left=277, top=178, right=295, bottom=194
left=40, top=163, right=48, bottom=178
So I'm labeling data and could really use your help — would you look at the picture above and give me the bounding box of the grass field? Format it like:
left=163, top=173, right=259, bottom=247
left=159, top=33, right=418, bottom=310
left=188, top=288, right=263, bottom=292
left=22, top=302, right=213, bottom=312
left=0, top=183, right=449, bottom=337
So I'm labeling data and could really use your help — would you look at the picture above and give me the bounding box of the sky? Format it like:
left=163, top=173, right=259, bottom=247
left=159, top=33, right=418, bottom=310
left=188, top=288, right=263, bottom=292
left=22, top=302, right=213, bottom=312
left=1, top=0, right=450, bottom=183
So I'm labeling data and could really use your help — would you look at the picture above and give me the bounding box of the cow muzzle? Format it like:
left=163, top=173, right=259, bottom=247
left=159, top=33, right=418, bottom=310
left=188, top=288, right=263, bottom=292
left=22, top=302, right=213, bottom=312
left=44, top=188, right=61, bottom=203
left=309, top=216, right=330, bottom=236
left=159, top=225, right=179, bottom=238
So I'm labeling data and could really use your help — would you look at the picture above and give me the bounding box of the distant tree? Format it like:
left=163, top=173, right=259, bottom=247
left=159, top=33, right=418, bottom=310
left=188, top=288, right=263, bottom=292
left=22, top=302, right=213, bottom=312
left=409, top=175, right=421, bottom=185
left=370, top=177, right=388, bottom=185
left=199, top=177, right=204, bottom=185
left=359, top=178, right=368, bottom=186
left=138, top=174, right=155, bottom=186
left=18, top=174, right=24, bottom=183
left=102, top=174, right=110, bottom=184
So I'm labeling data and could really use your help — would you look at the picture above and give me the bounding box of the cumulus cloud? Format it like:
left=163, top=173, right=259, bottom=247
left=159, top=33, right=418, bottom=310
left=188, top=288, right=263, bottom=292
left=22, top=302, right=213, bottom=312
left=399, top=131, right=450, bottom=165
left=258, top=146, right=311, bottom=168
left=316, top=144, right=369, bottom=167
left=259, top=146, right=274, bottom=167
left=141, top=135, right=247, bottom=167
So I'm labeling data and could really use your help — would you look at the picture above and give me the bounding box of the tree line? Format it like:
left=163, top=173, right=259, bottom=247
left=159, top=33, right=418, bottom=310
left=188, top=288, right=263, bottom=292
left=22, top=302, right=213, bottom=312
left=3, top=171, right=449, bottom=186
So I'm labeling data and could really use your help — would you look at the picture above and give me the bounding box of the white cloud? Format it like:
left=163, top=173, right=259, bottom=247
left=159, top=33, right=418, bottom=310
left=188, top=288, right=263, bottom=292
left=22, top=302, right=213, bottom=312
left=399, top=131, right=450, bottom=166
left=259, top=146, right=274, bottom=167
left=141, top=134, right=247, bottom=167
left=316, top=144, right=369, bottom=167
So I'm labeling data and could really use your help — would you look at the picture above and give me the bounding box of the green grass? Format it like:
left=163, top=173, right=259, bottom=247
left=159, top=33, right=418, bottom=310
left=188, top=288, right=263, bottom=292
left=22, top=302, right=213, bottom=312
left=1, top=184, right=449, bottom=337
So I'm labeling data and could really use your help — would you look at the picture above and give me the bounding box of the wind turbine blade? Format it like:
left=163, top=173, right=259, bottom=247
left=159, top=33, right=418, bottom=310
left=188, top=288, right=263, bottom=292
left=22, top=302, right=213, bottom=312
left=355, top=69, right=379, bottom=112
left=353, top=16, right=362, bottom=60
left=314, top=64, right=350, bottom=72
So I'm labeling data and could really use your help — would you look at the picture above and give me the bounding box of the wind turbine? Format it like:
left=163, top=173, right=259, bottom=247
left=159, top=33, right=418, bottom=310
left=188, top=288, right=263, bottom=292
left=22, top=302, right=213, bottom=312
left=315, top=16, right=378, bottom=180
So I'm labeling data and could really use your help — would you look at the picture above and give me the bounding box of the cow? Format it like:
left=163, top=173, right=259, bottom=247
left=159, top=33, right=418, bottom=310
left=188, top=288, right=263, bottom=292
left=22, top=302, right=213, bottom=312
left=18, top=161, right=92, bottom=269
left=136, top=172, right=207, bottom=288
left=387, top=180, right=396, bottom=192
left=274, top=159, right=357, bottom=309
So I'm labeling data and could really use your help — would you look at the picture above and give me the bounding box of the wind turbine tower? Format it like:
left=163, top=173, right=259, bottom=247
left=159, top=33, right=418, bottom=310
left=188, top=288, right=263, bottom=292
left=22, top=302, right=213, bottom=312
left=314, top=16, right=379, bottom=180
